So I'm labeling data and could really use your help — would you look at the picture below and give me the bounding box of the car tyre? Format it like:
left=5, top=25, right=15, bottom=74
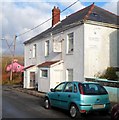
left=69, top=104, right=86, bottom=119
left=69, top=104, right=80, bottom=118
left=44, top=98, right=51, bottom=109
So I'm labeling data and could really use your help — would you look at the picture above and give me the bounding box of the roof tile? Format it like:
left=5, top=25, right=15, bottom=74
left=37, top=60, right=60, bottom=67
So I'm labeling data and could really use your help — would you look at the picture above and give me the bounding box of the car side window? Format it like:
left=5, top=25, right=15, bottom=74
left=64, top=83, right=73, bottom=92
left=55, top=83, right=65, bottom=92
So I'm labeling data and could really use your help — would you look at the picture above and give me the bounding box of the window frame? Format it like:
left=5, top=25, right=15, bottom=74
left=29, top=49, right=32, bottom=59
left=40, top=69, right=48, bottom=78
left=66, top=69, right=73, bottom=82
left=67, top=32, right=74, bottom=54
left=54, top=82, right=66, bottom=92
left=45, top=40, right=50, bottom=57
left=81, top=83, right=108, bottom=95
left=63, top=82, right=73, bottom=92
left=33, top=44, right=36, bottom=58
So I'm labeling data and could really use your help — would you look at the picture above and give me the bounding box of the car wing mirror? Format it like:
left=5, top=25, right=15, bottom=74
left=50, top=88, right=55, bottom=92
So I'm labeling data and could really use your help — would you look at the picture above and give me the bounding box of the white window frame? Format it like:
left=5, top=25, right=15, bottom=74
left=40, top=69, right=48, bottom=78
left=67, top=32, right=74, bottom=54
left=45, top=40, right=49, bottom=56
left=29, top=49, right=32, bottom=59
left=33, top=44, right=36, bottom=58
left=66, top=69, right=73, bottom=81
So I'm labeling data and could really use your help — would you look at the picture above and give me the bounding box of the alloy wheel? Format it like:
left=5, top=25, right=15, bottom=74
left=70, top=105, right=77, bottom=118
left=45, top=99, right=50, bottom=109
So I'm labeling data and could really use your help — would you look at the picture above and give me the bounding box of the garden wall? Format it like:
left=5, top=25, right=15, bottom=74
left=85, top=78, right=119, bottom=103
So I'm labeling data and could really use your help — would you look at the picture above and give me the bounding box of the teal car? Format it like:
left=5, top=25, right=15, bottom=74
left=44, top=81, right=110, bottom=118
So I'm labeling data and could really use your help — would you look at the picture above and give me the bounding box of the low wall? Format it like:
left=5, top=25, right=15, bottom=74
left=104, top=86, right=119, bottom=103
left=85, top=78, right=119, bottom=103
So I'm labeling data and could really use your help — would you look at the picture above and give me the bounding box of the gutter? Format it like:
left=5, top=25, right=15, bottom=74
left=85, top=20, right=119, bottom=29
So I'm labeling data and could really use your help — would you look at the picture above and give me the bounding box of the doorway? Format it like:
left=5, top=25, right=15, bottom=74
left=30, top=72, right=35, bottom=88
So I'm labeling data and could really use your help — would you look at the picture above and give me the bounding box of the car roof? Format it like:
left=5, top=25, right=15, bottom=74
left=63, top=81, right=99, bottom=85
left=63, top=81, right=81, bottom=84
left=83, top=81, right=99, bottom=84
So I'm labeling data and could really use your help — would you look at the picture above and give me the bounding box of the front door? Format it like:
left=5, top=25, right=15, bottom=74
left=30, top=72, right=35, bottom=88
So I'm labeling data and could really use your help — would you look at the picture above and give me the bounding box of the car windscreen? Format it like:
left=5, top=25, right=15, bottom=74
left=81, top=83, right=108, bottom=95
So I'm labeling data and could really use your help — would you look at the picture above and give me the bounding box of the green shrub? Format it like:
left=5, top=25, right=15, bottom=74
left=99, top=67, right=118, bottom=81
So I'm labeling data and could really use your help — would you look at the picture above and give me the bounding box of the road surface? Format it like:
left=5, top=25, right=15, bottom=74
left=2, top=86, right=111, bottom=119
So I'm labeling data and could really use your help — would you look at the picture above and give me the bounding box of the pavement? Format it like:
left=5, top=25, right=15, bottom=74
left=6, top=85, right=117, bottom=107
left=7, top=85, right=46, bottom=99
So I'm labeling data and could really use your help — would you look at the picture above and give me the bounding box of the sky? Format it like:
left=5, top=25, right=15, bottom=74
left=1, top=0, right=119, bottom=56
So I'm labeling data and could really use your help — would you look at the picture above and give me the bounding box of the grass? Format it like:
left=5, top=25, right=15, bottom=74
left=2, top=79, right=22, bottom=85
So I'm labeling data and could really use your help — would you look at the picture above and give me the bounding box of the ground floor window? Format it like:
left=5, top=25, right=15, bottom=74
left=40, top=69, right=48, bottom=78
left=66, top=69, right=73, bottom=81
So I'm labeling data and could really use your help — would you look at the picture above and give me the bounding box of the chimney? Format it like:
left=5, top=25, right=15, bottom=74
left=52, top=6, right=60, bottom=27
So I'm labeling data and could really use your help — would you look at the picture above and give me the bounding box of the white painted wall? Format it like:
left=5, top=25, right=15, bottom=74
left=84, top=23, right=118, bottom=78
left=36, top=36, right=62, bottom=65
left=23, top=70, right=28, bottom=88
left=24, top=43, right=37, bottom=67
left=38, top=62, right=63, bottom=92
left=50, top=62, right=64, bottom=89
left=24, top=24, right=85, bottom=91
left=24, top=22, right=118, bottom=92
left=23, top=67, right=37, bottom=88
left=38, top=67, right=50, bottom=92
left=62, top=25, right=84, bottom=82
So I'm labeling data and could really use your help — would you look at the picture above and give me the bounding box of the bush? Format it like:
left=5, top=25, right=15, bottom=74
left=99, top=67, right=118, bottom=81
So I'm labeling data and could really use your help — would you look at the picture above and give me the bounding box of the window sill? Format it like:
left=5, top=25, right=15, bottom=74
left=40, top=77, right=48, bottom=79
left=29, top=57, right=36, bottom=59
left=45, top=55, right=49, bottom=58
left=66, top=53, right=73, bottom=55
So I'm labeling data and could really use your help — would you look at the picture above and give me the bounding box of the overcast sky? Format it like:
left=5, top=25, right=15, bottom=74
left=1, top=0, right=119, bottom=56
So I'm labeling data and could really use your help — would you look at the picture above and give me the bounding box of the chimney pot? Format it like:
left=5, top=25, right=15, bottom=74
left=52, top=6, right=60, bottom=27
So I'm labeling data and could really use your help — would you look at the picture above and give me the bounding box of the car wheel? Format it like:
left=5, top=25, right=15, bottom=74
left=44, top=98, right=51, bottom=109
left=69, top=104, right=79, bottom=118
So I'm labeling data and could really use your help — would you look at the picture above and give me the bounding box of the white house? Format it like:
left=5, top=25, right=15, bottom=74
left=24, top=4, right=119, bottom=92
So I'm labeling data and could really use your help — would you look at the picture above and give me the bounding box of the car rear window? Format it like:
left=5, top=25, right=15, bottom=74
left=79, top=83, right=108, bottom=95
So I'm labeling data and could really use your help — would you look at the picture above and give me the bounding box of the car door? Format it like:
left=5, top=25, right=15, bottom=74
left=50, top=82, right=65, bottom=107
left=59, top=82, right=74, bottom=109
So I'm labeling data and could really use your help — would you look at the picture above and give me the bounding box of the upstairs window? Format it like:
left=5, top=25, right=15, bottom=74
left=45, top=40, right=49, bottom=56
left=67, top=32, right=74, bottom=54
left=33, top=44, right=36, bottom=58
left=29, top=49, right=32, bottom=59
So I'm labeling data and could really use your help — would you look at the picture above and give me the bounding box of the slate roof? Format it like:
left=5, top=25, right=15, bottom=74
left=24, top=3, right=119, bottom=44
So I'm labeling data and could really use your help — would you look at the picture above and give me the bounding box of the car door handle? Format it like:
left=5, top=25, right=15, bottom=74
left=58, top=94, right=60, bottom=97
left=68, top=95, right=71, bottom=98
